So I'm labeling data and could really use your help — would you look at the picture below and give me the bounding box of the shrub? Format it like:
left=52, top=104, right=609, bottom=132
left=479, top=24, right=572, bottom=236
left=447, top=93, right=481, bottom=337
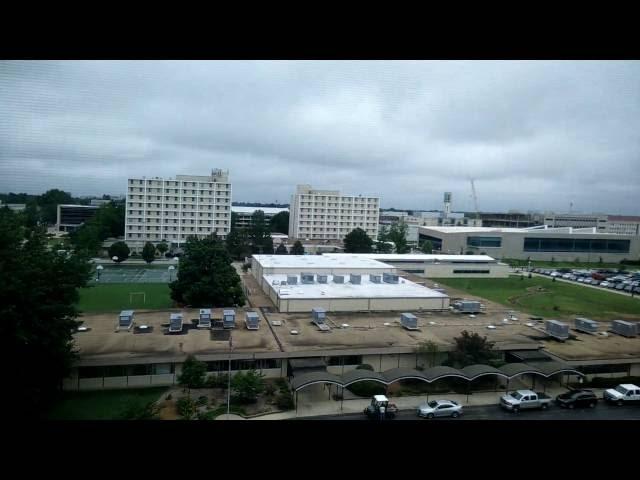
left=355, top=364, right=374, bottom=371
left=196, top=395, right=208, bottom=407
left=231, top=370, right=265, bottom=404
left=347, top=381, right=386, bottom=397
left=119, top=399, right=159, bottom=420
left=178, top=355, right=207, bottom=389
left=205, top=373, right=229, bottom=388
left=265, top=383, right=276, bottom=396
left=176, top=396, right=197, bottom=420
left=276, top=391, right=295, bottom=410
left=275, top=378, right=289, bottom=392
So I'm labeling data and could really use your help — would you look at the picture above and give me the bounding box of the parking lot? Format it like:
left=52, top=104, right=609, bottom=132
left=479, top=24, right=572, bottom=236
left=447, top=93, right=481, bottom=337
left=528, top=267, right=640, bottom=297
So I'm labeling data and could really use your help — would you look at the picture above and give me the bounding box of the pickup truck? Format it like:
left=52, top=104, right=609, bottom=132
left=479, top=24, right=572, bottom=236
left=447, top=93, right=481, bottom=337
left=603, top=384, right=640, bottom=405
left=500, top=389, right=552, bottom=412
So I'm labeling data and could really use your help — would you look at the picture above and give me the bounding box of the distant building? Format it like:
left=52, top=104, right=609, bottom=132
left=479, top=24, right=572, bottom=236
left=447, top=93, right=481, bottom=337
left=90, top=198, right=111, bottom=207
left=544, top=213, right=608, bottom=231
left=606, top=216, right=640, bottom=236
left=125, top=169, right=232, bottom=253
left=56, top=204, right=100, bottom=232
left=419, top=225, right=640, bottom=263
left=0, top=201, right=26, bottom=212
left=479, top=212, right=544, bottom=229
left=288, top=184, right=379, bottom=242
left=232, top=206, right=288, bottom=230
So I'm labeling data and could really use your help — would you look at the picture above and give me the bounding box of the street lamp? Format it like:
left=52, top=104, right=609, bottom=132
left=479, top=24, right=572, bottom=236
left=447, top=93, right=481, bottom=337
left=112, top=256, right=118, bottom=263
left=96, top=265, right=103, bottom=281
left=168, top=265, right=175, bottom=282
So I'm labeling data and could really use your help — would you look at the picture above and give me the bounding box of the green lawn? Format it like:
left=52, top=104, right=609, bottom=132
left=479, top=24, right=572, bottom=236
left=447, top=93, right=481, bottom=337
left=78, top=283, right=173, bottom=313
left=434, top=276, right=640, bottom=320
left=47, top=388, right=168, bottom=420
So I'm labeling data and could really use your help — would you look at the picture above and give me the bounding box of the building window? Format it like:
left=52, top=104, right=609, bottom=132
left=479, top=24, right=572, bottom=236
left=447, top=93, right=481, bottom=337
left=452, top=269, right=491, bottom=274
left=523, top=237, right=630, bottom=253
left=327, top=355, right=363, bottom=366
left=467, top=236, right=502, bottom=248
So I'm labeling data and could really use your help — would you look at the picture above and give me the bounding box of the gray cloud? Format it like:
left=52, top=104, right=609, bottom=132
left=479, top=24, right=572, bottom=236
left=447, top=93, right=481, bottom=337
left=1, top=60, right=639, bottom=214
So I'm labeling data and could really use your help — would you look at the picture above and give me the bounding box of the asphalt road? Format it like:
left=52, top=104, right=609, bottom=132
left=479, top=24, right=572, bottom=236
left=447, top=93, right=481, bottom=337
left=302, top=402, right=640, bottom=420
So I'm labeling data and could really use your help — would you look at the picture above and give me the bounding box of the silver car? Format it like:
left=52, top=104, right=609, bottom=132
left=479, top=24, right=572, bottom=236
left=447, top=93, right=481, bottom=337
left=417, top=399, right=463, bottom=419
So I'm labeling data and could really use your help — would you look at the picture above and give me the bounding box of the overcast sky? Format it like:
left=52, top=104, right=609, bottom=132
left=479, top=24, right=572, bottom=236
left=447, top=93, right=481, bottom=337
left=1, top=60, right=638, bottom=214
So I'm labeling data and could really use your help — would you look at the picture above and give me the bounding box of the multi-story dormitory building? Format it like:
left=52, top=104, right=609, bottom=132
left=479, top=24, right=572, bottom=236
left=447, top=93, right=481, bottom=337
left=125, top=170, right=231, bottom=253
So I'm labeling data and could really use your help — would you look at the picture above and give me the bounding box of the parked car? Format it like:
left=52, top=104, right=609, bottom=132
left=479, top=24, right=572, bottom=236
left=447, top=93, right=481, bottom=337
left=500, top=390, right=552, bottom=412
left=603, top=384, right=640, bottom=406
left=591, top=280, right=600, bottom=286
left=634, top=286, right=640, bottom=295
left=555, top=389, right=598, bottom=409
left=624, top=285, right=634, bottom=293
left=550, top=272, right=561, bottom=277
left=417, top=399, right=463, bottom=419
left=608, top=283, right=618, bottom=289
left=577, top=278, right=585, bottom=283
left=568, top=275, right=577, bottom=281
left=562, top=273, right=572, bottom=279
left=616, top=284, right=626, bottom=290
left=600, top=281, right=610, bottom=288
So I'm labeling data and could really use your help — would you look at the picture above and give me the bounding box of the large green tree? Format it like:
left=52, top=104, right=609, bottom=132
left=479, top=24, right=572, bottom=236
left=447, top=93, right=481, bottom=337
left=69, top=203, right=125, bottom=256
left=420, top=240, right=433, bottom=254
left=275, top=243, right=288, bottom=254
left=156, top=241, right=169, bottom=257
left=0, top=208, right=91, bottom=417
left=178, top=355, right=207, bottom=391
left=269, top=211, right=289, bottom=234
left=170, top=236, right=245, bottom=307
left=343, top=228, right=374, bottom=253
left=141, top=242, right=157, bottom=264
left=225, top=227, right=252, bottom=261
left=290, top=240, right=305, bottom=255
left=249, top=210, right=272, bottom=254
left=387, top=222, right=410, bottom=254
left=231, top=370, right=265, bottom=404
left=38, top=189, right=75, bottom=225
left=108, top=241, right=130, bottom=263
left=446, top=330, right=498, bottom=368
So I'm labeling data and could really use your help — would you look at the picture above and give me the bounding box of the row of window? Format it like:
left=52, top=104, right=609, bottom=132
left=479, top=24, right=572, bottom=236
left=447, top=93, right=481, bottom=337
left=127, top=195, right=230, bottom=203
left=523, top=237, right=630, bottom=253
left=79, top=364, right=175, bottom=378
left=129, top=180, right=230, bottom=189
left=466, top=236, right=502, bottom=248
left=452, top=269, right=491, bottom=274
left=206, top=359, right=282, bottom=372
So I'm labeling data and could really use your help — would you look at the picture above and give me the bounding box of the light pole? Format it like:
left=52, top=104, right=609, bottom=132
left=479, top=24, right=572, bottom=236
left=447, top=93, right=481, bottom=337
left=96, top=264, right=103, bottom=281
left=168, top=265, right=175, bottom=282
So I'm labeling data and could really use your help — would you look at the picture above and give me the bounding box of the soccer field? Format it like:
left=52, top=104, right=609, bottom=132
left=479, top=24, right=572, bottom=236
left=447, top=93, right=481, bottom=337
left=433, top=276, right=640, bottom=320
left=78, top=283, right=173, bottom=313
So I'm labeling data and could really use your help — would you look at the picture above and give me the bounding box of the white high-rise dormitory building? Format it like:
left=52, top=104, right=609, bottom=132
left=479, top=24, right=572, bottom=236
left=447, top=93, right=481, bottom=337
left=288, top=185, right=380, bottom=241
left=125, top=170, right=231, bottom=252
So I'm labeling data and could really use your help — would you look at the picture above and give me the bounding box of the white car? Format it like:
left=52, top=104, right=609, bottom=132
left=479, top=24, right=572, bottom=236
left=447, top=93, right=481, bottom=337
left=600, top=281, right=610, bottom=288
left=417, top=399, right=463, bottom=419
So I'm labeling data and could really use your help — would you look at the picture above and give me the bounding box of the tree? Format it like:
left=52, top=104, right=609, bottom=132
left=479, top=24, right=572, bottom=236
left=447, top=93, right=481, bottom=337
left=376, top=241, right=393, bottom=253
left=446, top=330, right=498, bottom=368
left=0, top=208, right=91, bottom=417
left=177, top=355, right=207, bottom=391
left=225, top=227, right=252, bottom=261
left=170, top=236, right=245, bottom=307
left=290, top=240, right=305, bottom=255
left=69, top=203, right=125, bottom=256
left=248, top=210, right=272, bottom=254
left=38, top=189, right=75, bottom=225
left=376, top=226, right=393, bottom=253
left=22, top=200, right=40, bottom=229
left=275, top=243, right=288, bottom=254
left=108, top=241, right=130, bottom=263
left=156, top=241, right=169, bottom=256
left=141, top=242, right=157, bottom=264
left=269, top=211, right=289, bottom=234
left=420, top=240, right=433, bottom=254
left=231, top=369, right=265, bottom=404
left=262, top=236, right=274, bottom=255
left=387, top=222, right=409, bottom=254
left=343, top=228, right=373, bottom=253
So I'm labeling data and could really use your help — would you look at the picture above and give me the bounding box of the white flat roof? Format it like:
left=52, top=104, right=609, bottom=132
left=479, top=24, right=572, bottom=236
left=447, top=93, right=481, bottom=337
left=264, top=274, right=448, bottom=300
left=420, top=226, right=526, bottom=234
left=420, top=226, right=635, bottom=236
left=323, top=253, right=497, bottom=262
left=232, top=206, right=289, bottom=215
left=253, top=254, right=392, bottom=270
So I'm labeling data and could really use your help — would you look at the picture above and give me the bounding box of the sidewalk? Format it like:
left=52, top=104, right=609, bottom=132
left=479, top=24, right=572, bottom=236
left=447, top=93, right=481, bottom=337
left=252, top=386, right=607, bottom=420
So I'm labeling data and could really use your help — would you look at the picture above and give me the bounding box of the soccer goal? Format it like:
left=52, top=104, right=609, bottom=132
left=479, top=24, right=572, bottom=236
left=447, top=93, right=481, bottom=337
left=129, top=292, right=146, bottom=304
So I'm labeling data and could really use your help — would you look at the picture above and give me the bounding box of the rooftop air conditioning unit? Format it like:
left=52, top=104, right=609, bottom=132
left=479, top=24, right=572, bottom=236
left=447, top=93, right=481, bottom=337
left=383, top=272, right=399, bottom=284
left=301, top=272, right=315, bottom=284
left=350, top=274, right=361, bottom=284
left=287, top=275, right=298, bottom=285
left=223, top=309, right=236, bottom=329
left=545, top=320, right=569, bottom=340
left=370, top=274, right=381, bottom=283
left=312, top=307, right=326, bottom=324
left=317, top=274, right=328, bottom=284
left=610, top=320, right=638, bottom=338
left=574, top=317, right=598, bottom=334
left=400, top=312, right=418, bottom=330
left=245, top=311, right=260, bottom=330
left=333, top=275, right=345, bottom=284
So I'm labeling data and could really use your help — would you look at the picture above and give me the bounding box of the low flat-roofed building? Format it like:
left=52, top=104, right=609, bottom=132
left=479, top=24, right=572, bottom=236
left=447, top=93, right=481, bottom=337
left=57, top=204, right=100, bottom=232
left=232, top=206, right=288, bottom=229
left=263, top=273, right=449, bottom=312
left=419, top=225, right=640, bottom=263
left=322, top=253, right=510, bottom=278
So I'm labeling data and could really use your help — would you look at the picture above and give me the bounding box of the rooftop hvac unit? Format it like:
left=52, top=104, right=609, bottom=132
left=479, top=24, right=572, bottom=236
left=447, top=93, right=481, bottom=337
left=454, top=301, right=481, bottom=313
left=169, top=313, right=183, bottom=333
left=370, top=274, right=382, bottom=283
left=223, top=309, right=236, bottom=329
left=400, top=312, right=418, bottom=330
left=317, top=274, right=328, bottom=284
left=118, top=310, right=134, bottom=330
left=287, top=275, right=298, bottom=285
left=574, top=317, right=598, bottom=333
left=350, top=274, right=361, bottom=284
left=610, top=320, right=638, bottom=338
left=383, top=272, right=399, bottom=284
left=198, top=308, right=212, bottom=328
left=545, top=320, right=569, bottom=340
left=245, top=311, right=260, bottom=330
left=312, top=307, right=326, bottom=324
left=333, top=275, right=345, bottom=284
left=301, top=272, right=315, bottom=284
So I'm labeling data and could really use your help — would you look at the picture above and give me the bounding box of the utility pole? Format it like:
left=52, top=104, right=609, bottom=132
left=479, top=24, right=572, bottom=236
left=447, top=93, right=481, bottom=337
left=470, top=179, right=480, bottom=222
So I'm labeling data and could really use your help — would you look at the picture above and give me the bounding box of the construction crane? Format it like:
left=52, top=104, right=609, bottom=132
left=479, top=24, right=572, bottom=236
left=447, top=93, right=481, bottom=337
left=470, top=179, right=480, bottom=221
